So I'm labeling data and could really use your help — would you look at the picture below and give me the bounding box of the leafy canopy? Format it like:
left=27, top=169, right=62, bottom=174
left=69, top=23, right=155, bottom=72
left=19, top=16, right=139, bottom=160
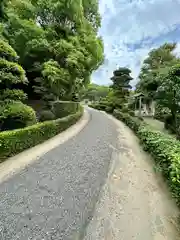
left=2, top=0, right=104, bottom=101
left=136, top=43, right=178, bottom=98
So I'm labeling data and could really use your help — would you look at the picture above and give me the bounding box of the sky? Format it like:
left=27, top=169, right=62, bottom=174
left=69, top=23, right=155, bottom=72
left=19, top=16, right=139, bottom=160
left=92, top=0, right=180, bottom=86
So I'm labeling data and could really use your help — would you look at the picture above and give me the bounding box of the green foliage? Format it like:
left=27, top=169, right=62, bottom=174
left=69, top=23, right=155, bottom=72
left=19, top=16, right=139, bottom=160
left=89, top=100, right=109, bottom=111
left=0, top=39, right=18, bottom=62
left=52, top=101, right=80, bottom=118
left=113, top=109, right=142, bottom=133
left=0, top=101, right=37, bottom=131
left=41, top=60, right=70, bottom=100
left=8, top=0, right=36, bottom=20
left=3, top=0, right=104, bottom=101
left=138, top=127, right=180, bottom=205
left=39, top=110, right=55, bottom=122
left=111, top=68, right=132, bottom=89
left=164, top=114, right=180, bottom=135
left=156, top=63, right=180, bottom=108
left=0, top=40, right=28, bottom=103
left=0, top=0, right=7, bottom=21
left=81, top=83, right=110, bottom=101
left=156, top=63, right=180, bottom=136
left=105, top=105, right=114, bottom=113
left=0, top=58, right=27, bottom=85
left=0, top=106, right=83, bottom=160
left=7, top=18, right=45, bottom=63
left=136, top=43, right=178, bottom=99
left=154, top=104, right=170, bottom=121
left=0, top=89, right=27, bottom=101
left=110, top=67, right=132, bottom=109
left=164, top=114, right=175, bottom=133
left=82, top=0, right=101, bottom=31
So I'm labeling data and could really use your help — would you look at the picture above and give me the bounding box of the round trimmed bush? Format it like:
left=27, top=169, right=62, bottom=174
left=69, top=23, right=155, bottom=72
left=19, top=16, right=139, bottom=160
left=0, top=102, right=37, bottom=131
left=39, top=110, right=55, bottom=122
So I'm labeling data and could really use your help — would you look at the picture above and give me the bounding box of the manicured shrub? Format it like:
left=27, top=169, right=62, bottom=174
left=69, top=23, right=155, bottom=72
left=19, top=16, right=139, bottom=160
left=89, top=101, right=110, bottom=111
left=0, top=40, right=28, bottom=106
left=0, top=106, right=83, bottom=161
left=39, top=110, right=55, bottom=122
left=0, top=102, right=37, bottom=131
left=0, top=39, right=18, bottom=62
left=105, top=105, right=114, bottom=113
left=52, top=101, right=79, bottom=118
left=0, top=89, right=27, bottom=101
left=0, top=58, right=27, bottom=85
left=113, top=109, right=143, bottom=133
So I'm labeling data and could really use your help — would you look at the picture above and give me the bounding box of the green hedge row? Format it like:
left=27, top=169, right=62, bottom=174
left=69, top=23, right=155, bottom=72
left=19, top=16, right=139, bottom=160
left=112, top=109, right=180, bottom=206
left=52, top=101, right=80, bottom=118
left=0, top=106, right=83, bottom=161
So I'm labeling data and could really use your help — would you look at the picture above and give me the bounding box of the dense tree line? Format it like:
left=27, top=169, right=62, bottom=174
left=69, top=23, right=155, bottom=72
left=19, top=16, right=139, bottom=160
left=0, top=0, right=104, bottom=131
left=90, top=41, right=180, bottom=139
left=0, top=0, right=104, bottom=101
left=89, top=67, right=133, bottom=113
left=136, top=43, right=180, bottom=137
left=81, top=83, right=110, bottom=102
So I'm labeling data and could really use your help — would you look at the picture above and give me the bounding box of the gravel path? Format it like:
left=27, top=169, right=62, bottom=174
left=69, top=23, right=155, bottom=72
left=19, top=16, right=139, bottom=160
left=0, top=109, right=180, bottom=240
left=84, top=114, right=180, bottom=240
left=0, top=108, right=118, bottom=240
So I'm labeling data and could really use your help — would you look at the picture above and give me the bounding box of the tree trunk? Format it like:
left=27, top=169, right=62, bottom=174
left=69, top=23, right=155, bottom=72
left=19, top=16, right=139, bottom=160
left=171, top=109, right=180, bottom=140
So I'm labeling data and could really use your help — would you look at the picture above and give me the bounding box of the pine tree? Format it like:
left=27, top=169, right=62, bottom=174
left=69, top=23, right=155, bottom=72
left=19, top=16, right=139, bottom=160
left=110, top=67, right=132, bottom=108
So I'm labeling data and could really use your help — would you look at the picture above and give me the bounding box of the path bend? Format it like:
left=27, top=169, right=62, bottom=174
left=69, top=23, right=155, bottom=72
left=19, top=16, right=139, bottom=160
left=0, top=108, right=179, bottom=240
left=0, top=108, right=118, bottom=240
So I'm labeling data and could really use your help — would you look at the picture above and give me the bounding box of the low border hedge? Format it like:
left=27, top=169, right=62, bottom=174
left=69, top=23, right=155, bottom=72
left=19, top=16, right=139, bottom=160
left=0, top=106, right=83, bottom=161
left=112, top=109, right=180, bottom=206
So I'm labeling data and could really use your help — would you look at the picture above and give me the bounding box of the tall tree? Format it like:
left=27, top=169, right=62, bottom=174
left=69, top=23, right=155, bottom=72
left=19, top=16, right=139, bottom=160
left=136, top=43, right=178, bottom=98
left=156, top=63, right=180, bottom=134
left=2, top=0, right=104, bottom=101
left=110, top=67, right=132, bottom=108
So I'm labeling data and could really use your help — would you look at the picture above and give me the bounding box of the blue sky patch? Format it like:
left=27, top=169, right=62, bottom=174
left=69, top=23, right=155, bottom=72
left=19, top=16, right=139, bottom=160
left=92, top=0, right=180, bottom=86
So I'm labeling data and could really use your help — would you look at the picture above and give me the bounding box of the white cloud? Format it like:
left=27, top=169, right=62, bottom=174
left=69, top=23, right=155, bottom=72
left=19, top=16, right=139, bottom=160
left=93, top=0, right=180, bottom=86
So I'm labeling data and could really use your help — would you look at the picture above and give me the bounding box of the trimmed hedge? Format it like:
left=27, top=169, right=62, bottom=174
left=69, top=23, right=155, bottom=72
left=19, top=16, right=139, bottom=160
left=138, top=126, right=180, bottom=205
left=0, top=106, right=83, bottom=161
left=52, top=101, right=80, bottom=118
left=39, top=110, right=55, bottom=122
left=113, top=109, right=143, bottom=133
left=112, top=109, right=180, bottom=206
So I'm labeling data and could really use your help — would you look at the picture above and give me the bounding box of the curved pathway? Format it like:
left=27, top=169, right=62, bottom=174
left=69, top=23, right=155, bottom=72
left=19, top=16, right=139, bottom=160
left=0, top=108, right=179, bottom=239
left=0, top=108, right=118, bottom=239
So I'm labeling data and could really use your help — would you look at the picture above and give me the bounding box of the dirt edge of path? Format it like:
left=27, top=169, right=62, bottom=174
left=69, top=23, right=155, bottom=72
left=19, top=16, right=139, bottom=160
left=84, top=112, right=180, bottom=240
